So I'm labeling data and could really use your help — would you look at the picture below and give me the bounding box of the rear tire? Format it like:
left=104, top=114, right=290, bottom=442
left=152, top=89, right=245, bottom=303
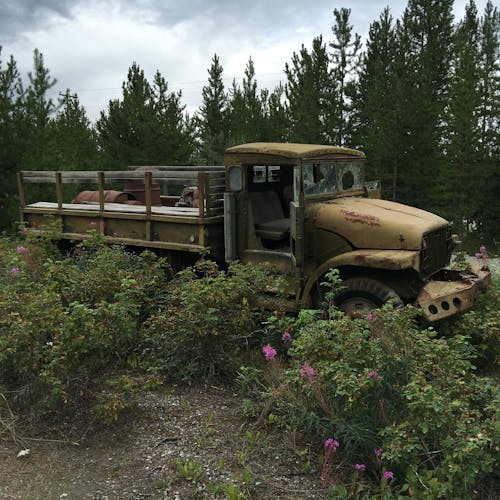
left=334, top=277, right=403, bottom=316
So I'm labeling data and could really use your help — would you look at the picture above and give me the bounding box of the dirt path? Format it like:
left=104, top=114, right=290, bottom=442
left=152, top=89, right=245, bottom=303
left=1, top=385, right=324, bottom=499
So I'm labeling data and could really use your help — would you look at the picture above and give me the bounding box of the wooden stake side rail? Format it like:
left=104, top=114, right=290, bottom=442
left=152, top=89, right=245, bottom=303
left=18, top=169, right=226, bottom=219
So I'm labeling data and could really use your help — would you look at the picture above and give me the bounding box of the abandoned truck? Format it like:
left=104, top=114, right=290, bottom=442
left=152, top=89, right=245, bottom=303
left=17, top=142, right=490, bottom=321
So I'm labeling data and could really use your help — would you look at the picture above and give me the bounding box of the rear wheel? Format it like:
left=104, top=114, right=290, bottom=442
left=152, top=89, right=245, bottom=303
left=334, top=277, right=403, bottom=316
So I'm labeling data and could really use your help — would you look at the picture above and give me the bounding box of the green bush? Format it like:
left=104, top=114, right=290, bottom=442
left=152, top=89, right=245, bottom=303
left=251, top=274, right=499, bottom=498
left=142, top=259, right=286, bottom=381
left=439, top=275, right=500, bottom=372
left=0, top=230, right=171, bottom=417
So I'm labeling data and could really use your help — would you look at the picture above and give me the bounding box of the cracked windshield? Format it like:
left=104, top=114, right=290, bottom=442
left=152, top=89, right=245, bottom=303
left=304, top=162, right=363, bottom=195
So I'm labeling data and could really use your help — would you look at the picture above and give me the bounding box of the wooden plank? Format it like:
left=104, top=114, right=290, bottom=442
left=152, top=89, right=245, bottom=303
left=21, top=170, right=216, bottom=183
left=209, top=180, right=226, bottom=189
left=25, top=201, right=202, bottom=216
left=145, top=171, right=152, bottom=241
left=129, top=165, right=224, bottom=172
left=59, top=233, right=206, bottom=253
left=97, top=172, right=105, bottom=212
left=55, top=172, right=63, bottom=210
left=17, top=171, right=26, bottom=209
left=198, top=172, right=206, bottom=217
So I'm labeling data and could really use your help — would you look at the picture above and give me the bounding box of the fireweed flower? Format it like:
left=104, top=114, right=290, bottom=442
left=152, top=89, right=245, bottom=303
left=324, top=438, right=339, bottom=451
left=88, top=221, right=97, bottom=228
left=366, top=312, right=374, bottom=321
left=367, top=370, right=382, bottom=380
left=383, top=471, right=394, bottom=481
left=300, top=363, right=316, bottom=381
left=16, top=245, right=26, bottom=253
left=262, top=344, right=277, bottom=361
left=281, top=331, right=292, bottom=343
left=355, top=463, right=366, bottom=472
left=20, top=227, right=28, bottom=234
left=375, top=448, right=383, bottom=458
left=10, top=267, right=20, bottom=274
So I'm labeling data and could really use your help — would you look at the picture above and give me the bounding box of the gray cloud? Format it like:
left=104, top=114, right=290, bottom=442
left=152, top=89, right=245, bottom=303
left=0, top=0, right=76, bottom=39
left=1, top=0, right=487, bottom=122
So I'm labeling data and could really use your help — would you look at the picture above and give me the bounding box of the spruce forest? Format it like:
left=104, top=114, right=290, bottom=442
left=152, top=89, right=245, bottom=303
left=0, top=0, right=498, bottom=242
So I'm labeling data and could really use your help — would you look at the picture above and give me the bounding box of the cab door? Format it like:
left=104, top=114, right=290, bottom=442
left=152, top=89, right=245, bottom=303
left=290, top=163, right=305, bottom=272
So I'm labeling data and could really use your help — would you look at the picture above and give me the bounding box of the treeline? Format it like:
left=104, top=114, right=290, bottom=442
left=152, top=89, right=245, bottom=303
left=0, top=0, right=499, bottom=235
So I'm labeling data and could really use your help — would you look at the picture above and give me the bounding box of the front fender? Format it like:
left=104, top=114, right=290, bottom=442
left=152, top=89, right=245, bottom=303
left=301, top=249, right=420, bottom=307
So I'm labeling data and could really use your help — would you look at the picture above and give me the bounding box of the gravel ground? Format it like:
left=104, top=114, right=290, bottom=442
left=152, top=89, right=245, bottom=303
left=0, top=385, right=325, bottom=499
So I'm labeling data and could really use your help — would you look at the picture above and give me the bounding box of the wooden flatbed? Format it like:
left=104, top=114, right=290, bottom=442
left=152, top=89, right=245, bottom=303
left=17, top=167, right=227, bottom=262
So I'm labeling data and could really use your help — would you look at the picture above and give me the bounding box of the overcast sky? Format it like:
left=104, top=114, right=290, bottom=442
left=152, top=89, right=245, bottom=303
left=0, top=0, right=491, bottom=122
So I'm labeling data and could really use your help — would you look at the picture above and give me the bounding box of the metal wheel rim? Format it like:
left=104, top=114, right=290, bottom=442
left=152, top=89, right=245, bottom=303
left=339, top=297, right=378, bottom=315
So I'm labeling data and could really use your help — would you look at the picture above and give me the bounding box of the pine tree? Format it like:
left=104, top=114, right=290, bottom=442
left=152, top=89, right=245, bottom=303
left=477, top=0, right=500, bottom=232
left=329, top=7, right=362, bottom=145
left=0, top=49, right=25, bottom=228
left=262, top=83, right=289, bottom=142
left=227, top=57, right=267, bottom=146
left=197, top=54, right=227, bottom=164
left=96, top=63, right=194, bottom=168
left=439, top=1, right=481, bottom=224
left=285, top=36, right=332, bottom=144
left=51, top=90, right=98, bottom=170
left=478, top=0, right=500, bottom=157
left=20, top=49, right=58, bottom=170
left=96, top=63, right=155, bottom=168
left=353, top=8, right=401, bottom=199
left=151, top=71, right=194, bottom=165
left=397, top=0, right=454, bottom=209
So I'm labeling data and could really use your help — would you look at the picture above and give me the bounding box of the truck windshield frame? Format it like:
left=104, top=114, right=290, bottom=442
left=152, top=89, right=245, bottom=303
left=303, top=160, right=364, bottom=197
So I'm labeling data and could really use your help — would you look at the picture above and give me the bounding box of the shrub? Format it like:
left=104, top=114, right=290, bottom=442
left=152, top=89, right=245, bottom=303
left=251, top=274, right=499, bottom=498
left=142, top=259, right=286, bottom=381
left=0, top=230, right=171, bottom=417
left=439, top=275, right=500, bottom=371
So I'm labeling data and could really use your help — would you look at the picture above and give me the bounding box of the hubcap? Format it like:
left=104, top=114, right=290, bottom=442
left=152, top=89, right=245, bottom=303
left=339, top=297, right=378, bottom=316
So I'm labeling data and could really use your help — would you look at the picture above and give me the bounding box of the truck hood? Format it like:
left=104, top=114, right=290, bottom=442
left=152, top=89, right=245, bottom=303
left=312, top=198, right=448, bottom=250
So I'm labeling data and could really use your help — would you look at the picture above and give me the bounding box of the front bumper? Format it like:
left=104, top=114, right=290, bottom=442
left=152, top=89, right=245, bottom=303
left=416, top=264, right=491, bottom=321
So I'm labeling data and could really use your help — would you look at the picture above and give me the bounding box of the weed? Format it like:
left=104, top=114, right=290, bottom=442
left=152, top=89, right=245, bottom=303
left=173, top=458, right=204, bottom=482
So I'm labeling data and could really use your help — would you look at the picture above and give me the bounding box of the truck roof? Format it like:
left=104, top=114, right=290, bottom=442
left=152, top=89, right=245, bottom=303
left=225, top=142, right=365, bottom=160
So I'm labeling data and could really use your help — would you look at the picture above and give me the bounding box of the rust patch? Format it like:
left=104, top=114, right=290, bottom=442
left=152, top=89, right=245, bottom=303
left=340, top=209, right=381, bottom=227
left=354, top=254, right=368, bottom=263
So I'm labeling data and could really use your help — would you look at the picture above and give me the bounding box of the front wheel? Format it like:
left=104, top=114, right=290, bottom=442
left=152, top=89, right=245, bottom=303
left=334, top=277, right=403, bottom=316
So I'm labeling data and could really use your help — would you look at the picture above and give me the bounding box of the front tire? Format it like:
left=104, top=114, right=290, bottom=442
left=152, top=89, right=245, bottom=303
left=334, top=277, right=403, bottom=316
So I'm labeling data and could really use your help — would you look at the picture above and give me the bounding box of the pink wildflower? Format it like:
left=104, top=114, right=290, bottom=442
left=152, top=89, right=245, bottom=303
left=300, top=363, right=316, bottom=382
left=262, top=344, right=277, bottom=361
left=375, top=448, right=383, bottom=458
left=88, top=221, right=97, bottom=228
left=366, top=312, right=374, bottom=320
left=10, top=267, right=19, bottom=274
left=383, top=470, right=394, bottom=481
left=324, top=438, right=339, bottom=451
left=281, top=331, right=292, bottom=343
left=20, top=227, right=28, bottom=234
left=476, top=245, right=489, bottom=267
left=16, top=245, right=26, bottom=253
left=367, top=370, right=382, bottom=381
left=355, top=463, right=366, bottom=472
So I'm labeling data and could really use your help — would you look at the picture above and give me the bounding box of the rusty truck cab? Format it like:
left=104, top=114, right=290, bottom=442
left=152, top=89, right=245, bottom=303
left=223, top=142, right=373, bottom=303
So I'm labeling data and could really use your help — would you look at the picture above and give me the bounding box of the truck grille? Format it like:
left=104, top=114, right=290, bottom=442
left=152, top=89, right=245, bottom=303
left=421, top=226, right=453, bottom=278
